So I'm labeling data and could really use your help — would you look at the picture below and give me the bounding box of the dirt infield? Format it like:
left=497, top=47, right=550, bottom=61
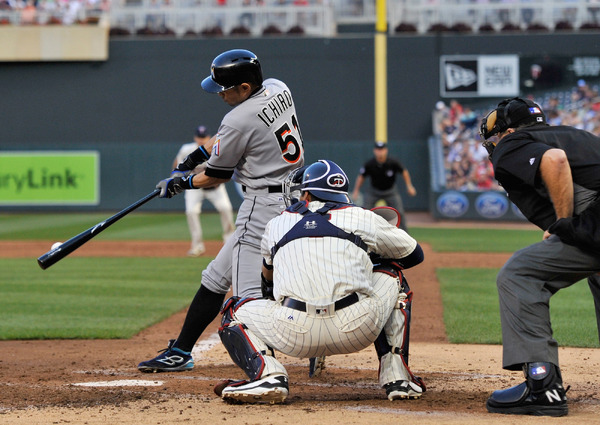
left=1, top=226, right=599, bottom=424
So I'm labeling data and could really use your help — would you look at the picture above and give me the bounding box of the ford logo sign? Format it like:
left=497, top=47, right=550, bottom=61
left=475, top=192, right=508, bottom=219
left=436, top=191, right=469, bottom=218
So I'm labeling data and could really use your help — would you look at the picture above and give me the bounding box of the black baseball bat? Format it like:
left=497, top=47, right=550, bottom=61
left=37, top=188, right=161, bottom=270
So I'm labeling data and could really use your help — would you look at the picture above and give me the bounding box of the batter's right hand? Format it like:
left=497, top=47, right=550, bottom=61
left=156, top=176, right=194, bottom=198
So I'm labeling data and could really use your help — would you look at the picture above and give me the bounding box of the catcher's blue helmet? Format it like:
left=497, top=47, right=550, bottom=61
left=301, top=159, right=351, bottom=204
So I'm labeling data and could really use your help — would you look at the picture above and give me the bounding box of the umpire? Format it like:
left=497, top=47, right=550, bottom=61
left=480, top=97, right=600, bottom=417
left=352, top=141, right=416, bottom=231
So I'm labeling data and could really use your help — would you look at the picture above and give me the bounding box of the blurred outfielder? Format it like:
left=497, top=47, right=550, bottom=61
left=173, top=124, right=235, bottom=257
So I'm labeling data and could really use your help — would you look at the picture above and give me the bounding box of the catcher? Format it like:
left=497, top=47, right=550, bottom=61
left=213, top=159, right=425, bottom=403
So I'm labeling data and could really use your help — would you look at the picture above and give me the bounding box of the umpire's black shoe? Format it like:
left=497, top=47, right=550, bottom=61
left=486, top=362, right=569, bottom=417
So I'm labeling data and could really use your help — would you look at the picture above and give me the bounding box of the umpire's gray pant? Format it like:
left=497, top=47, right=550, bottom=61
left=497, top=235, right=600, bottom=370
left=363, top=185, right=407, bottom=231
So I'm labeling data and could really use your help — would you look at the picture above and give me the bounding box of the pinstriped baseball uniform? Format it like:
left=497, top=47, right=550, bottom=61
left=232, top=201, right=418, bottom=359
left=201, top=78, right=305, bottom=298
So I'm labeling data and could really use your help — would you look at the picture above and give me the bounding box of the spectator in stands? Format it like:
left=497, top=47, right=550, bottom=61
left=459, top=106, right=478, bottom=129
left=432, top=100, right=448, bottom=134
left=62, top=0, right=83, bottom=24
left=448, top=99, right=463, bottom=122
left=435, top=82, right=600, bottom=193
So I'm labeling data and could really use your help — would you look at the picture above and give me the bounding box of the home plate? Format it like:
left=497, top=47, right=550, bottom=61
left=72, top=379, right=163, bottom=387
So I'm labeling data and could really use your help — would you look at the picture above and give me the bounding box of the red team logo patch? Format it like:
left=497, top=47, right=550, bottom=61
left=327, top=173, right=346, bottom=188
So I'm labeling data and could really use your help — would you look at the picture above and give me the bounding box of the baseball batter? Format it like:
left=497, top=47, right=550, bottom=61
left=480, top=97, right=600, bottom=416
left=173, top=125, right=235, bottom=256
left=214, top=160, right=425, bottom=404
left=138, top=49, right=305, bottom=373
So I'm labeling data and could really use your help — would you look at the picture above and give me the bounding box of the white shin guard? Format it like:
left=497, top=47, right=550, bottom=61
left=378, top=306, right=413, bottom=386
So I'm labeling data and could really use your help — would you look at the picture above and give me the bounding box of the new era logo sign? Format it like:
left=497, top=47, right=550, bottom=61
left=444, top=63, right=477, bottom=90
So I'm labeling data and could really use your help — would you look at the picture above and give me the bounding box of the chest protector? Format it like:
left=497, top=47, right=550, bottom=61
left=271, top=201, right=368, bottom=260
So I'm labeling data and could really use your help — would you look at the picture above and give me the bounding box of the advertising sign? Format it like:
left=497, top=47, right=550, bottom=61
left=441, top=55, right=519, bottom=97
left=0, top=151, right=99, bottom=205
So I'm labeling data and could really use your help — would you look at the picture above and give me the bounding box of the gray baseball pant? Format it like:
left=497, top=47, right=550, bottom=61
left=497, top=235, right=600, bottom=370
left=363, top=185, right=407, bottom=231
left=200, top=192, right=285, bottom=299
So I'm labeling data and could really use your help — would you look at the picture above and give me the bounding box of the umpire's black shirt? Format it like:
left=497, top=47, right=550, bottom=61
left=491, top=125, right=600, bottom=230
left=360, top=158, right=405, bottom=191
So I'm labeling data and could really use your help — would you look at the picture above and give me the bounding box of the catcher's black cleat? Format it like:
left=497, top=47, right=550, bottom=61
left=137, top=339, right=194, bottom=373
left=486, top=362, right=569, bottom=417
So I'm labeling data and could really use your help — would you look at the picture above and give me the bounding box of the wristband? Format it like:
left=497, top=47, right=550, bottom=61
left=189, top=145, right=211, bottom=165
left=183, top=174, right=196, bottom=190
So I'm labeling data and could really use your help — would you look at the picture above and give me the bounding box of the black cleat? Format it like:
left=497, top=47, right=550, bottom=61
left=486, top=362, right=569, bottom=417
left=137, top=339, right=194, bottom=373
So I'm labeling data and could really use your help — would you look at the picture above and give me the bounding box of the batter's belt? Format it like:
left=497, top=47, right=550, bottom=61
left=241, top=184, right=283, bottom=194
left=282, top=292, right=359, bottom=313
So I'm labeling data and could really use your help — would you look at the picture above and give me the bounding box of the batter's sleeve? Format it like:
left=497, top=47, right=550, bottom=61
left=205, top=125, right=247, bottom=179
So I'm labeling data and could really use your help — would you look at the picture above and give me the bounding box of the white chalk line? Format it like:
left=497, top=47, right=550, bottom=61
left=71, top=379, right=163, bottom=387
left=71, top=332, right=503, bottom=388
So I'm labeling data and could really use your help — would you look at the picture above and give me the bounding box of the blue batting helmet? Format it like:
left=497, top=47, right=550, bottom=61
left=301, top=159, right=351, bottom=204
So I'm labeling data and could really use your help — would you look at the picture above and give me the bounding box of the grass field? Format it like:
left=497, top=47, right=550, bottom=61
left=437, top=268, right=599, bottom=348
left=1, top=257, right=210, bottom=340
left=0, top=212, right=598, bottom=348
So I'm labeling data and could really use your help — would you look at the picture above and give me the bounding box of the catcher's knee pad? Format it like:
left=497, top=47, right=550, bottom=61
left=220, top=296, right=254, bottom=327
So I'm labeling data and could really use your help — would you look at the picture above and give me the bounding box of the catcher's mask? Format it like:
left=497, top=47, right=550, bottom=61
left=479, top=97, right=546, bottom=158
left=283, top=165, right=309, bottom=207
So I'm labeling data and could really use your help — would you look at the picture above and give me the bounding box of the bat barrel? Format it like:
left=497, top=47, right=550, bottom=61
left=37, top=188, right=161, bottom=270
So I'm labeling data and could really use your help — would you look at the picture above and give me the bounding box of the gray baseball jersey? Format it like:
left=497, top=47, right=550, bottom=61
left=200, top=78, right=305, bottom=298
left=205, top=78, right=304, bottom=187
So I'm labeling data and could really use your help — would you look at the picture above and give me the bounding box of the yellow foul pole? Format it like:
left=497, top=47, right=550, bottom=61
left=375, top=0, right=387, bottom=144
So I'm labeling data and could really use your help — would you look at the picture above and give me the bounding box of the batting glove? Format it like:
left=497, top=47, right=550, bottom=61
left=156, top=175, right=195, bottom=198
left=175, top=145, right=211, bottom=173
